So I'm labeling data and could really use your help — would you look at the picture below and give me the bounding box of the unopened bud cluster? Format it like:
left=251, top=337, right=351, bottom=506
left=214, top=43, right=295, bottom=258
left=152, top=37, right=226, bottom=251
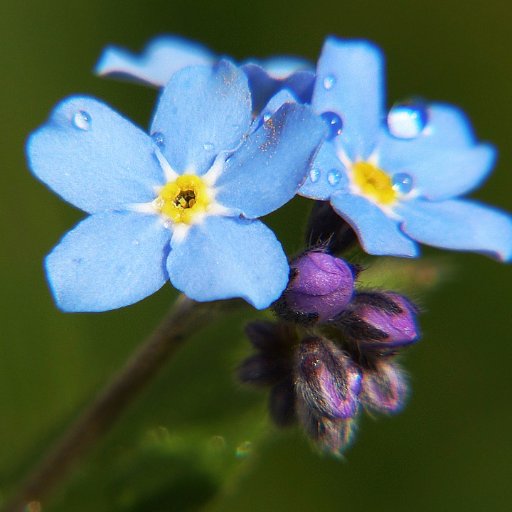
left=239, top=249, right=419, bottom=456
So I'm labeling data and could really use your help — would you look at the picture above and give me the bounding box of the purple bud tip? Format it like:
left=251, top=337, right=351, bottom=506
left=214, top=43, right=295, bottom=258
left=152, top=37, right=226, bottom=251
left=296, top=337, right=361, bottom=420
left=344, top=292, right=420, bottom=349
left=283, top=252, right=356, bottom=323
left=360, top=360, right=408, bottom=414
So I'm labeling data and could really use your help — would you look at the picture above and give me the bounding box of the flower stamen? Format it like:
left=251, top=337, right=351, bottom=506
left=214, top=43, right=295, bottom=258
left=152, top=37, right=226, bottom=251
left=352, top=161, right=397, bottom=205
left=156, top=175, right=210, bottom=224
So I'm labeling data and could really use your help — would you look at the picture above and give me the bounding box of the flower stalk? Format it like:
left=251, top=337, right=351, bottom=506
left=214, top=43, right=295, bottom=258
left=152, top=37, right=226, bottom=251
left=2, top=296, right=239, bottom=512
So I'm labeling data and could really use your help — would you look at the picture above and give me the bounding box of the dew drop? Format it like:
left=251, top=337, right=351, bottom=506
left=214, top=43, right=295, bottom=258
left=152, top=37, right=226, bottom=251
left=203, top=142, right=214, bottom=151
left=73, top=110, right=91, bottom=131
left=262, top=112, right=272, bottom=122
left=309, top=168, right=321, bottom=183
left=392, top=172, right=414, bottom=194
left=387, top=101, right=428, bottom=139
left=323, top=75, right=336, bottom=90
left=321, top=111, right=343, bottom=140
left=151, top=132, right=165, bottom=147
left=327, top=168, right=342, bottom=186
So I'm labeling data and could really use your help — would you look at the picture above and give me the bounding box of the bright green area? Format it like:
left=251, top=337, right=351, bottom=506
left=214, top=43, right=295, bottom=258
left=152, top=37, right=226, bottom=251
left=1, top=1, right=512, bottom=511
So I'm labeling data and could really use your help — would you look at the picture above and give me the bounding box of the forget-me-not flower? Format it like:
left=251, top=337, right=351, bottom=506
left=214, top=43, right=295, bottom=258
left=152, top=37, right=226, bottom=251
left=27, top=61, right=325, bottom=312
left=300, top=37, right=512, bottom=260
left=96, top=35, right=315, bottom=112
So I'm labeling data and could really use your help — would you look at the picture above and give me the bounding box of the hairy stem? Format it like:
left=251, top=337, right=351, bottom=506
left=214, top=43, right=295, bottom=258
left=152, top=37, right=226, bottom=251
left=3, top=296, right=238, bottom=512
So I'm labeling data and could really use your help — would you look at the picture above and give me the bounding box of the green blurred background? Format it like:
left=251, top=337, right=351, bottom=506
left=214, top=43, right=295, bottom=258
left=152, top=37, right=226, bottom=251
left=1, top=0, right=512, bottom=510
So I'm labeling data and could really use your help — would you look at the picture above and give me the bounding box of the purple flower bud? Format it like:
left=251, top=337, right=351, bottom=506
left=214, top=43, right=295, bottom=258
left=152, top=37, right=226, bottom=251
left=295, top=337, right=361, bottom=420
left=276, top=252, right=355, bottom=323
left=360, top=360, right=408, bottom=414
left=339, top=292, right=420, bottom=350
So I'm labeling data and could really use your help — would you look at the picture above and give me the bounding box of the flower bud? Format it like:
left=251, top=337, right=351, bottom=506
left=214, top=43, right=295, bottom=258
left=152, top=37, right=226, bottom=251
left=360, top=360, right=408, bottom=414
left=269, top=378, right=296, bottom=427
left=244, top=320, right=297, bottom=352
left=305, top=200, right=357, bottom=253
left=338, top=292, right=420, bottom=350
left=299, top=405, right=357, bottom=456
left=295, top=337, right=361, bottom=420
left=275, top=252, right=356, bottom=323
left=237, top=354, right=286, bottom=386
left=239, top=321, right=296, bottom=386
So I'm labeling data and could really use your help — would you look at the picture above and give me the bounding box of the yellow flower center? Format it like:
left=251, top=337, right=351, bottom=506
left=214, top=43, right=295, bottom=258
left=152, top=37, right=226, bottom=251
left=156, top=175, right=210, bottom=224
left=352, top=161, right=397, bottom=205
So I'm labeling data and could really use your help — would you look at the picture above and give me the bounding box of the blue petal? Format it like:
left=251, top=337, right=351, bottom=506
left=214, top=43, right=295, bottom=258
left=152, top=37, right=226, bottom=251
left=95, top=35, right=214, bottom=87
left=46, top=212, right=171, bottom=312
left=254, top=56, right=313, bottom=78
left=167, top=216, right=289, bottom=309
left=151, top=60, right=252, bottom=176
left=283, top=70, right=316, bottom=103
left=242, top=62, right=314, bottom=112
left=397, top=198, right=512, bottom=261
left=330, top=192, right=418, bottom=257
left=312, top=37, right=384, bottom=160
left=242, top=63, right=282, bottom=112
left=214, top=103, right=325, bottom=218
left=299, top=142, right=349, bottom=200
left=378, top=138, right=495, bottom=200
left=377, top=101, right=496, bottom=200
left=381, top=103, right=478, bottom=150
left=259, top=89, right=299, bottom=118
left=27, top=97, right=164, bottom=213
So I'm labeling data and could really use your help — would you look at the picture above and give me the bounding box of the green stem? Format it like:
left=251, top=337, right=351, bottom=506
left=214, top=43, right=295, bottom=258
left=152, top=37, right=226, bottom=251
left=2, top=296, right=238, bottom=512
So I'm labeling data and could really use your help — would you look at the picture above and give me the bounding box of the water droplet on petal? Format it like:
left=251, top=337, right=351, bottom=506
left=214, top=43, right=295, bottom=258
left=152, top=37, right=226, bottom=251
left=263, top=112, right=272, bottom=122
left=73, top=111, right=91, bottom=130
left=323, top=75, right=336, bottom=90
left=309, top=168, right=321, bottom=183
left=387, top=101, right=428, bottom=139
left=203, top=142, right=214, bottom=151
left=321, top=111, right=343, bottom=140
left=327, top=168, right=342, bottom=186
left=392, top=172, right=414, bottom=194
left=151, top=132, right=165, bottom=147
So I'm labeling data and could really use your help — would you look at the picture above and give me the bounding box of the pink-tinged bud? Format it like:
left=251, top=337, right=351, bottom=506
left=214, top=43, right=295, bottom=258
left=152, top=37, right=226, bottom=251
left=360, top=360, right=408, bottom=414
left=295, top=337, right=361, bottom=420
left=339, top=292, right=420, bottom=350
left=276, top=252, right=356, bottom=323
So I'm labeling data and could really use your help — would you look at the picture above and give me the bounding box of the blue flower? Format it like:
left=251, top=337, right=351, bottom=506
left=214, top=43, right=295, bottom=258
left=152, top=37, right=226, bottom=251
left=96, top=35, right=315, bottom=112
left=300, top=37, right=512, bottom=260
left=27, top=61, right=325, bottom=312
